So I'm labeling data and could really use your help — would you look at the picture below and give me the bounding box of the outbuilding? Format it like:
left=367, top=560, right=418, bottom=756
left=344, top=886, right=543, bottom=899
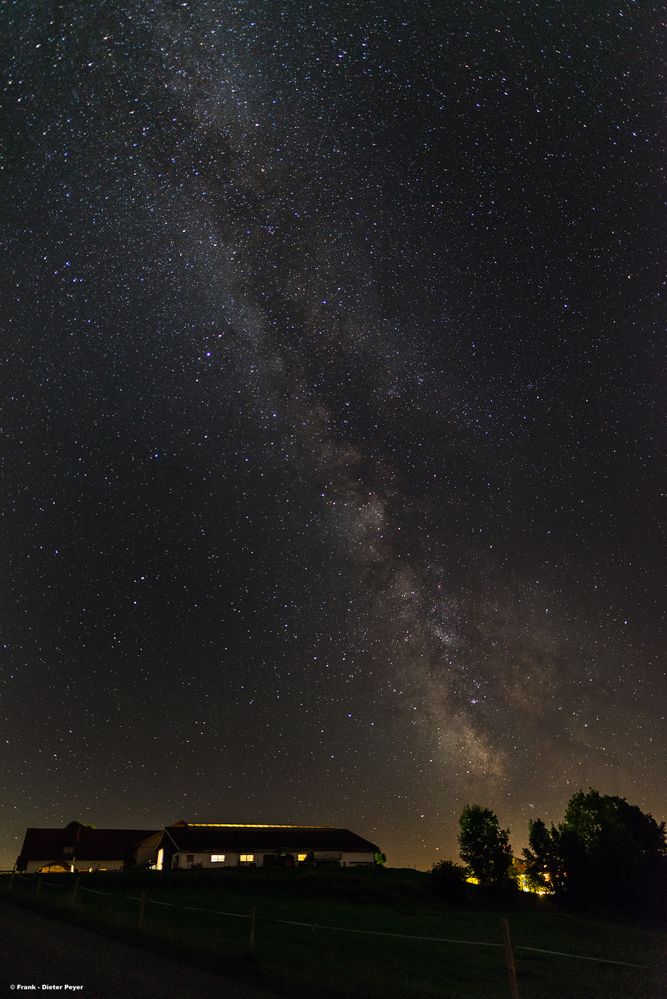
left=16, top=822, right=161, bottom=873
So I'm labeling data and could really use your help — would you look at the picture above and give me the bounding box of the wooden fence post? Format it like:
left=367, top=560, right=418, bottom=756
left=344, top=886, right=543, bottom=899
left=248, top=907, right=256, bottom=954
left=35, top=877, right=42, bottom=897
left=71, top=876, right=80, bottom=905
left=138, top=891, right=146, bottom=930
left=501, top=917, right=520, bottom=999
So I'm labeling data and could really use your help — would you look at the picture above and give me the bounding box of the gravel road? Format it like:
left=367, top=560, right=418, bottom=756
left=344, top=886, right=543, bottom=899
left=0, top=900, right=278, bottom=999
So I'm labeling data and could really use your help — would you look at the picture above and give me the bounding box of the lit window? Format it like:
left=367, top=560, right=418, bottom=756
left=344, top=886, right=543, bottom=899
left=239, top=854, right=254, bottom=863
left=297, top=854, right=307, bottom=862
left=211, top=854, right=226, bottom=863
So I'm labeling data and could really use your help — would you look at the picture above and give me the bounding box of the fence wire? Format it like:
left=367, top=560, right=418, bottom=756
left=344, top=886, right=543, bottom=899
left=4, top=874, right=653, bottom=972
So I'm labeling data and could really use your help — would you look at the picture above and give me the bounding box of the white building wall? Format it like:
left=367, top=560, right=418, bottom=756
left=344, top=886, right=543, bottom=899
left=341, top=852, right=375, bottom=866
left=25, top=858, right=124, bottom=873
left=173, top=852, right=244, bottom=868
left=77, top=859, right=125, bottom=871
left=172, top=850, right=376, bottom=869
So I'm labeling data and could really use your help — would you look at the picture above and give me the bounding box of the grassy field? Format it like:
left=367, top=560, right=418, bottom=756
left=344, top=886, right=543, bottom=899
left=2, top=867, right=665, bottom=999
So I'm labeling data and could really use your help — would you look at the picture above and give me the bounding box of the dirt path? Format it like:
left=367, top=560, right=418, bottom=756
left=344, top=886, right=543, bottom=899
left=0, top=900, right=278, bottom=999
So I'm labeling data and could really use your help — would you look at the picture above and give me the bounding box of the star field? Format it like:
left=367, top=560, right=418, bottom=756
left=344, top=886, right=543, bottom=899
left=1, top=1, right=664, bottom=868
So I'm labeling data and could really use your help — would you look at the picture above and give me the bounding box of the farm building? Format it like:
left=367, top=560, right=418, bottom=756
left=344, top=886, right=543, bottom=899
left=16, top=820, right=381, bottom=873
left=16, top=822, right=161, bottom=873
left=156, top=821, right=380, bottom=870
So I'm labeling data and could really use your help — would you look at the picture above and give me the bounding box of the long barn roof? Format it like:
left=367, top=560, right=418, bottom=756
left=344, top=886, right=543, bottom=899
left=163, top=822, right=378, bottom=853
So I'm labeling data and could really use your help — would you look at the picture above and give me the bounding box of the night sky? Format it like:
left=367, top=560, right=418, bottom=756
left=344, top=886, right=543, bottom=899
left=2, top=1, right=664, bottom=871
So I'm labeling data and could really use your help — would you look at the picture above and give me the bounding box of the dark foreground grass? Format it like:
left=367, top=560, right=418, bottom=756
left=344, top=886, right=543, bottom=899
left=2, top=868, right=665, bottom=999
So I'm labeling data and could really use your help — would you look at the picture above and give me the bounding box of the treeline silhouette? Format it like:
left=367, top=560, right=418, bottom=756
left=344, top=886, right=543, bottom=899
left=432, top=789, right=666, bottom=915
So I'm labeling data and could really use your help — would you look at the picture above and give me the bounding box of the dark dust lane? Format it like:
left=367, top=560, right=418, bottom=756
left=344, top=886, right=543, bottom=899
left=0, top=901, right=277, bottom=999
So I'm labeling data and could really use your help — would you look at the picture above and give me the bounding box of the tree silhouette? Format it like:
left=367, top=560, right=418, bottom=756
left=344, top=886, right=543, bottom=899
left=523, top=818, right=566, bottom=893
left=526, top=790, right=667, bottom=911
left=560, top=790, right=666, bottom=909
left=458, top=804, right=513, bottom=887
